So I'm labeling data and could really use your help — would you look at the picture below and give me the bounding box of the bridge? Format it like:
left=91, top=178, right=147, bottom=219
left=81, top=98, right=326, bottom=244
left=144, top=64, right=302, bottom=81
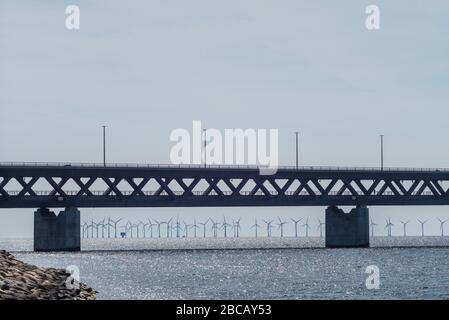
left=1, top=162, right=449, bottom=251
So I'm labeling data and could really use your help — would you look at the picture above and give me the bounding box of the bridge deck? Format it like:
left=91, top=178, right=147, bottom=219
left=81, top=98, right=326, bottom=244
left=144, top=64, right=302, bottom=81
left=1, top=163, right=449, bottom=208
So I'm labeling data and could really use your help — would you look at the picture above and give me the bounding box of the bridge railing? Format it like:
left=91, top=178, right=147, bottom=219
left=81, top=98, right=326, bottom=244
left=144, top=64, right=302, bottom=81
left=2, top=190, right=438, bottom=197
left=1, top=161, right=449, bottom=172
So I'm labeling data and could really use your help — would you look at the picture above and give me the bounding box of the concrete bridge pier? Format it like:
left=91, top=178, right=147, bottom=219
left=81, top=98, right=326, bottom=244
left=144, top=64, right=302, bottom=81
left=325, top=205, right=370, bottom=248
left=34, top=207, right=81, bottom=252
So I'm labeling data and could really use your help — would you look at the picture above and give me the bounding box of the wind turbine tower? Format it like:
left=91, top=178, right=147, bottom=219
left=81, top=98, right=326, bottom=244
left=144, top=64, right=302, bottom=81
left=251, top=217, right=261, bottom=238
left=199, top=219, right=210, bottom=238
left=192, top=219, right=200, bottom=238
left=221, top=217, right=231, bottom=238
left=437, top=218, right=448, bottom=237
left=399, top=220, right=410, bottom=237
left=166, top=217, right=173, bottom=238
left=385, top=218, right=394, bottom=237
left=290, top=218, right=302, bottom=237
left=277, top=217, right=287, bottom=237
left=263, top=220, right=274, bottom=237
left=417, top=219, right=428, bottom=237
left=211, top=219, right=220, bottom=238
left=369, top=217, right=377, bottom=238
left=303, top=218, right=310, bottom=237
left=317, top=218, right=325, bottom=238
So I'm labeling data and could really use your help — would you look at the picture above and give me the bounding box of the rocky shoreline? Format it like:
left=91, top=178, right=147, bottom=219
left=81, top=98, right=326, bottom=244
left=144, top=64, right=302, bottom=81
left=0, top=250, right=96, bottom=300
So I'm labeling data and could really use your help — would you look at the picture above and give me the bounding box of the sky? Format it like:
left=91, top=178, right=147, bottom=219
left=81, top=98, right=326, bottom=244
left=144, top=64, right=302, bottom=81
left=1, top=1, right=449, bottom=238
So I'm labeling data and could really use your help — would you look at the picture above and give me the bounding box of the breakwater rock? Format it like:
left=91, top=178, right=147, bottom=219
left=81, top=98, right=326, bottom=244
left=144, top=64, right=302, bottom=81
left=0, top=250, right=96, bottom=300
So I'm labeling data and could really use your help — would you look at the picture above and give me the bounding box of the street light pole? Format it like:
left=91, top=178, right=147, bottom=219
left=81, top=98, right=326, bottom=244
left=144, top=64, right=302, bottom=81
left=380, top=134, right=384, bottom=171
left=203, top=128, right=207, bottom=168
left=102, top=125, right=107, bottom=167
left=295, top=131, right=299, bottom=169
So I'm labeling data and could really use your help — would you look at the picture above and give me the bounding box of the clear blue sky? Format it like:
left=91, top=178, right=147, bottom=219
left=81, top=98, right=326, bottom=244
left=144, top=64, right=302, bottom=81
left=1, top=1, right=448, bottom=237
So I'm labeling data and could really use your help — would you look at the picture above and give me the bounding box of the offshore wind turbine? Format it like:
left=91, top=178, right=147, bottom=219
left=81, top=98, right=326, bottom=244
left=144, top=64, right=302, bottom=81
left=101, top=218, right=108, bottom=238
left=90, top=219, right=95, bottom=238
left=147, top=218, right=154, bottom=238
left=235, top=218, right=242, bottom=237
left=170, top=219, right=177, bottom=238
left=417, top=219, right=428, bottom=237
left=139, top=221, right=149, bottom=238
left=268, top=220, right=275, bottom=237
left=277, top=217, right=287, bottom=237
left=174, top=217, right=182, bottom=238
left=263, top=219, right=274, bottom=237
left=109, top=218, right=122, bottom=238
left=232, top=218, right=242, bottom=237
left=211, top=219, right=220, bottom=238
left=132, top=222, right=140, bottom=238
left=166, top=217, right=173, bottom=238
left=385, top=218, right=394, bottom=237
left=154, top=220, right=163, bottom=238
left=147, top=219, right=155, bottom=238
left=199, top=218, right=210, bottom=238
left=399, top=220, right=410, bottom=237
left=221, top=217, right=232, bottom=238
left=183, top=221, right=191, bottom=238
left=437, top=218, right=448, bottom=237
left=137, top=221, right=145, bottom=238
left=87, top=222, right=93, bottom=239
left=232, top=220, right=238, bottom=237
left=126, top=220, right=133, bottom=238
left=192, top=219, right=200, bottom=238
left=107, top=217, right=111, bottom=238
left=250, top=217, right=262, bottom=238
left=302, top=218, right=310, bottom=237
left=92, top=220, right=100, bottom=238
left=81, top=222, right=88, bottom=239
left=317, top=218, right=325, bottom=238
left=85, top=222, right=91, bottom=239
left=144, top=220, right=151, bottom=238
left=369, top=217, right=377, bottom=237
left=170, top=223, right=177, bottom=238
left=290, top=218, right=302, bottom=237
left=159, top=219, right=167, bottom=237
left=81, top=222, right=86, bottom=239
left=84, top=221, right=91, bottom=239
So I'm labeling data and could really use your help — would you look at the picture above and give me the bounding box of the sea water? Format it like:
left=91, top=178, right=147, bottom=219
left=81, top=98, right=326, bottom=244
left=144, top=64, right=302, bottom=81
left=2, top=237, right=449, bottom=300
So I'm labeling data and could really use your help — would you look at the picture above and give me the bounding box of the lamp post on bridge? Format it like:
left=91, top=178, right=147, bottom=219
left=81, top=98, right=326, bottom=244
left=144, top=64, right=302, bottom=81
left=203, top=128, right=207, bottom=168
left=102, top=125, right=107, bottom=167
left=380, top=134, right=384, bottom=171
left=295, top=131, right=300, bottom=169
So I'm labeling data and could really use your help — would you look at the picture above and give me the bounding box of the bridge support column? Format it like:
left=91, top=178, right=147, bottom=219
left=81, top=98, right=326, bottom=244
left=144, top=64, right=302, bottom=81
left=34, top=207, right=80, bottom=252
left=325, top=205, right=369, bottom=248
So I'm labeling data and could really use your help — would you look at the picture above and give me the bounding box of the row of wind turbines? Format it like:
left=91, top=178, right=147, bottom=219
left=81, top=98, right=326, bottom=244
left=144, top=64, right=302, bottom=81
left=374, top=217, right=448, bottom=237
left=81, top=216, right=449, bottom=239
left=81, top=216, right=322, bottom=239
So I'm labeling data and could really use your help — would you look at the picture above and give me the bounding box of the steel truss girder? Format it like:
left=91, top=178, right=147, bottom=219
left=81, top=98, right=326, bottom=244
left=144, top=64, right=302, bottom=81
left=1, top=166, right=449, bottom=208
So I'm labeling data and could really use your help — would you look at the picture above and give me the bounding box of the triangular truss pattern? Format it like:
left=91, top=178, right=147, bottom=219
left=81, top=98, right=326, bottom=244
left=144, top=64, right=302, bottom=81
left=1, top=173, right=449, bottom=204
